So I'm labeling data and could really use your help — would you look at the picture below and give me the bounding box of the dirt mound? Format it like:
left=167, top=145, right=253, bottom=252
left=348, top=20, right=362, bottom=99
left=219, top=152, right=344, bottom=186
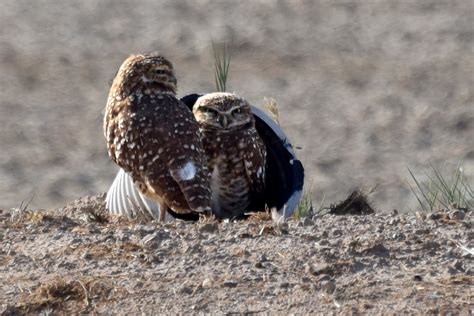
left=1, top=195, right=472, bottom=314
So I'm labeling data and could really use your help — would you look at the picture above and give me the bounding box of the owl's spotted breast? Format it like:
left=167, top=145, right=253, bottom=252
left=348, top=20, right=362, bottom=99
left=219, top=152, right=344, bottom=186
left=194, top=93, right=267, bottom=219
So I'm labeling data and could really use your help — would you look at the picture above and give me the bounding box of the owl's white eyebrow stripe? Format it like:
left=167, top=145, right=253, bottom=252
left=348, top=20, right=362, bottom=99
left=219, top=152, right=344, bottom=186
left=203, top=105, right=243, bottom=115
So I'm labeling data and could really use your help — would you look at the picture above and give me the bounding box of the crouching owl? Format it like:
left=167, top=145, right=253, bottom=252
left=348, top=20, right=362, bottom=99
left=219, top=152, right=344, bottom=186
left=193, top=92, right=267, bottom=219
left=104, top=53, right=211, bottom=220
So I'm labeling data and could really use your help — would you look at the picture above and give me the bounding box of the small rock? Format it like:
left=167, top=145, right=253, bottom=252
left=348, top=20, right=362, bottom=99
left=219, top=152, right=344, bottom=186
left=413, top=275, right=423, bottom=282
left=117, top=231, right=130, bottom=242
left=320, top=280, right=336, bottom=294
left=202, top=278, right=213, bottom=288
left=414, top=228, right=430, bottom=235
left=82, top=252, right=93, bottom=260
left=428, top=213, right=443, bottom=220
left=392, top=232, right=406, bottom=240
left=448, top=209, right=465, bottom=221
left=134, top=224, right=156, bottom=237
left=363, top=243, right=390, bottom=258
left=141, top=233, right=161, bottom=249
left=222, top=280, right=238, bottom=288
left=452, top=260, right=465, bottom=272
left=180, top=286, right=193, bottom=294
left=175, top=221, right=188, bottom=230
left=57, top=261, right=77, bottom=269
left=422, top=241, right=440, bottom=251
left=200, top=222, right=218, bottom=234
left=301, top=277, right=311, bottom=283
left=306, top=263, right=330, bottom=276
left=302, top=217, right=314, bottom=226
left=317, top=274, right=332, bottom=282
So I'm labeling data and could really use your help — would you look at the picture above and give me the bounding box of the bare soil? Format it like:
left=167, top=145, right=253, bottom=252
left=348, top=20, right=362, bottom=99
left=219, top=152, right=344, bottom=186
left=1, top=194, right=472, bottom=314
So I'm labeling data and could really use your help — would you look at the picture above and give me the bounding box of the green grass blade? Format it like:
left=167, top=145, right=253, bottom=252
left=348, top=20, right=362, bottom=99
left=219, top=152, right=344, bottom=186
left=423, top=171, right=450, bottom=209
left=408, top=168, right=432, bottom=211
left=408, top=182, right=428, bottom=212
left=430, top=163, right=454, bottom=204
left=212, top=41, right=231, bottom=92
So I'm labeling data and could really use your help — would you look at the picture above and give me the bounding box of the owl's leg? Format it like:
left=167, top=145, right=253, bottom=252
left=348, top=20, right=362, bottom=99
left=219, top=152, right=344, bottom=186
left=158, top=201, right=169, bottom=222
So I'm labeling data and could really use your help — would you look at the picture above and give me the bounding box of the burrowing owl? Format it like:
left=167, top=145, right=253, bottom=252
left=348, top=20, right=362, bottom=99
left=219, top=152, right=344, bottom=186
left=193, top=92, right=267, bottom=218
left=104, top=53, right=211, bottom=221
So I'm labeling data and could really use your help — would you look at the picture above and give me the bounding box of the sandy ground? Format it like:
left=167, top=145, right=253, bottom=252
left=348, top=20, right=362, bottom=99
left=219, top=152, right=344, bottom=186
left=0, top=1, right=473, bottom=211
left=1, top=194, right=472, bottom=314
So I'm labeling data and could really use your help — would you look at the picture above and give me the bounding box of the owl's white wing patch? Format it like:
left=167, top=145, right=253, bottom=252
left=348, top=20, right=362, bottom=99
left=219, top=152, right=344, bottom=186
left=177, top=161, right=196, bottom=181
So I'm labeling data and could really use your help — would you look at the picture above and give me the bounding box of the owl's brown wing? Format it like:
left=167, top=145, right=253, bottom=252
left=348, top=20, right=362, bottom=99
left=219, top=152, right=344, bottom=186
left=105, top=95, right=211, bottom=214
left=139, top=97, right=211, bottom=214
left=243, top=129, right=267, bottom=210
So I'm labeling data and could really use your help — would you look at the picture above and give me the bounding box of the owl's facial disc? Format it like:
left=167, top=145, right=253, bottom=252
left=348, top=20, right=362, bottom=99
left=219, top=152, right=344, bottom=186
left=141, top=64, right=177, bottom=90
left=195, top=104, right=252, bottom=131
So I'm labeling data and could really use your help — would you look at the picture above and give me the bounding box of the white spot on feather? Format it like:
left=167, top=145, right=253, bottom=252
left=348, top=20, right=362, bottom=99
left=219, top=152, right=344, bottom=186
left=178, top=161, right=196, bottom=181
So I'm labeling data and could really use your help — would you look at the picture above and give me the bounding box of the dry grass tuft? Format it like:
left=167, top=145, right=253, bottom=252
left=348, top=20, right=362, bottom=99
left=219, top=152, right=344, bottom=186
left=262, top=97, right=280, bottom=125
left=408, top=162, right=473, bottom=212
left=294, top=190, right=315, bottom=218
left=79, top=206, right=109, bottom=224
left=13, top=276, right=121, bottom=314
left=329, top=190, right=375, bottom=215
left=246, top=209, right=272, bottom=222
left=3, top=208, right=79, bottom=230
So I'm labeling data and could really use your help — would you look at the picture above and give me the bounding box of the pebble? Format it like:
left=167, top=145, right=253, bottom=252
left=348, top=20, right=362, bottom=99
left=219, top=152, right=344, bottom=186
left=320, top=280, right=336, bottom=294
left=141, top=233, right=161, bottom=249
left=448, top=210, right=465, bottom=221
left=302, top=217, right=314, bottom=226
left=202, top=278, right=213, bottom=288
left=306, top=263, right=329, bottom=276
left=200, top=223, right=218, bottom=234
left=222, top=280, right=238, bottom=288
left=254, top=262, right=264, bottom=269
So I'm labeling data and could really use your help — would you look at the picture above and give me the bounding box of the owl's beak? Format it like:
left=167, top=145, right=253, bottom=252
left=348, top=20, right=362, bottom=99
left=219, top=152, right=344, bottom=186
left=220, top=115, right=228, bottom=128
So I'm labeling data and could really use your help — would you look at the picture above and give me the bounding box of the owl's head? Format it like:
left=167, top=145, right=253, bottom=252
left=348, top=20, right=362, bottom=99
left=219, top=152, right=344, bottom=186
left=112, top=53, right=177, bottom=95
left=193, top=93, right=254, bottom=131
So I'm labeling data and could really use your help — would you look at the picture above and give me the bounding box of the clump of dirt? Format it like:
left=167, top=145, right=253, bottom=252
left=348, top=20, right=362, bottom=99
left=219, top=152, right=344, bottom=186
left=1, top=194, right=473, bottom=314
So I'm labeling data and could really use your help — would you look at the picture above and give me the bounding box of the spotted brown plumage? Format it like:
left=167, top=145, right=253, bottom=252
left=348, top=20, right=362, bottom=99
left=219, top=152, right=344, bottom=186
left=104, top=53, right=211, bottom=220
left=193, top=93, right=267, bottom=219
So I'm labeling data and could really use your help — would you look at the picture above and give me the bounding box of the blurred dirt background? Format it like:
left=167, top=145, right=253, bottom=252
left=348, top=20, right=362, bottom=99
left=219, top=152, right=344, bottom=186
left=0, top=0, right=473, bottom=211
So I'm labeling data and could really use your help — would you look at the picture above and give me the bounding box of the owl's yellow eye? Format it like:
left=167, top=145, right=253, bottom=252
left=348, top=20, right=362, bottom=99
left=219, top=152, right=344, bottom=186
left=203, top=108, right=218, bottom=116
left=232, top=108, right=243, bottom=116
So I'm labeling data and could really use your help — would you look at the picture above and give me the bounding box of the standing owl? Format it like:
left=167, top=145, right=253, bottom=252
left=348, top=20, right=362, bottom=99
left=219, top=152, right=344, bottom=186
left=104, top=53, right=211, bottom=221
left=193, top=92, right=267, bottom=219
